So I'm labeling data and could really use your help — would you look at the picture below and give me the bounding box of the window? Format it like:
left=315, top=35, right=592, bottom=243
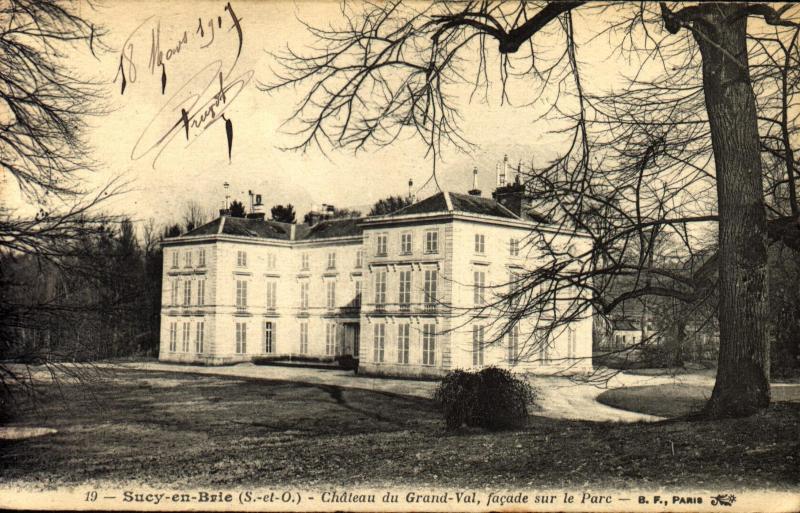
left=300, top=253, right=310, bottom=271
left=266, top=253, right=277, bottom=270
left=184, top=250, right=192, bottom=268
left=183, top=280, right=192, bottom=306
left=423, top=269, right=437, bottom=308
left=235, top=280, right=248, bottom=309
left=198, top=248, right=206, bottom=267
left=354, top=280, right=362, bottom=308
left=326, top=252, right=336, bottom=270
left=355, top=249, right=364, bottom=268
left=472, top=325, right=485, bottom=366
left=422, top=324, right=436, bottom=365
left=400, top=232, right=412, bottom=255
left=265, top=281, right=277, bottom=310
left=237, top=250, right=247, bottom=267
left=299, top=281, right=309, bottom=310
left=474, top=234, right=485, bottom=254
left=264, top=321, right=275, bottom=353
left=169, top=322, right=177, bottom=352
left=299, top=322, right=308, bottom=354
left=326, top=322, right=337, bottom=356
left=373, top=324, right=385, bottom=362
left=197, top=279, right=205, bottom=306
left=326, top=280, right=336, bottom=309
left=473, top=271, right=486, bottom=306
left=510, top=238, right=520, bottom=257
left=568, top=327, right=577, bottom=359
left=195, top=322, right=205, bottom=353
left=171, top=280, right=179, bottom=306
left=235, top=322, right=247, bottom=354
left=376, top=234, right=388, bottom=256
left=398, top=270, right=411, bottom=308
left=508, top=324, right=519, bottom=364
left=182, top=322, right=190, bottom=352
left=374, top=270, right=387, bottom=308
left=424, top=230, right=438, bottom=254
left=539, top=336, right=551, bottom=364
left=171, top=251, right=179, bottom=268
left=397, top=324, right=410, bottom=364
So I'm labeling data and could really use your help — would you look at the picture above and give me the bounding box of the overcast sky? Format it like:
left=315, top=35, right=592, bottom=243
left=1, top=1, right=627, bottom=226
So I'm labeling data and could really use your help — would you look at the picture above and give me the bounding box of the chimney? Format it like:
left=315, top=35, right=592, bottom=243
left=468, top=166, right=482, bottom=196
left=290, top=224, right=296, bottom=240
left=503, top=154, right=508, bottom=183
left=246, top=193, right=266, bottom=219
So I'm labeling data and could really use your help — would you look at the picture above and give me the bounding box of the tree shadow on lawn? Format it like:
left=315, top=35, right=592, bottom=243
left=1, top=369, right=797, bottom=489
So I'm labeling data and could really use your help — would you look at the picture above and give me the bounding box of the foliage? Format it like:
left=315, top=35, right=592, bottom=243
left=228, top=200, right=246, bottom=218
left=369, top=195, right=413, bottom=216
left=433, top=367, right=536, bottom=431
left=271, top=204, right=296, bottom=223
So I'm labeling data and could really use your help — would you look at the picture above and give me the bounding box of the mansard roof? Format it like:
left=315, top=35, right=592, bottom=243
left=387, top=191, right=519, bottom=220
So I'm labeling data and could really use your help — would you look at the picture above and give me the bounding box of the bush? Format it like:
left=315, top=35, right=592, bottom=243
left=433, top=367, right=536, bottom=431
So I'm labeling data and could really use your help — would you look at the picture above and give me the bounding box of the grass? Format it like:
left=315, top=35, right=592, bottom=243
left=597, top=384, right=800, bottom=418
left=1, top=369, right=798, bottom=490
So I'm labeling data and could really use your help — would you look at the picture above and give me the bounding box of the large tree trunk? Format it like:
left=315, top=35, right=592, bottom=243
left=693, top=5, right=770, bottom=417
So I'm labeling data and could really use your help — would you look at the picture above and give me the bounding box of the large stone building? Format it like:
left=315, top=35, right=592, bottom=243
left=159, top=179, right=593, bottom=377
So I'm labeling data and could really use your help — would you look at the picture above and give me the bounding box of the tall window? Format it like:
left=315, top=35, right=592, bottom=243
left=508, top=324, right=519, bottom=364
left=473, top=271, right=486, bottom=306
left=198, top=248, right=206, bottom=267
left=472, top=325, right=485, bottom=366
left=235, top=280, right=248, bottom=309
left=236, top=250, right=247, bottom=267
left=424, top=230, right=438, bottom=254
left=195, top=322, right=205, bottom=353
left=266, top=253, right=276, bottom=270
left=171, top=251, right=178, bottom=268
left=265, top=281, right=277, bottom=310
left=355, top=249, right=364, bottom=268
left=182, top=322, right=190, bottom=352
left=171, top=280, right=179, bottom=306
left=374, top=270, right=387, bottom=308
left=423, top=269, right=437, bottom=307
left=398, top=270, right=411, bottom=308
left=184, top=250, right=192, bottom=268
left=300, top=253, right=310, bottom=271
left=299, top=322, right=309, bottom=354
left=235, top=322, right=247, bottom=354
left=509, top=238, right=520, bottom=257
left=568, top=327, right=577, bottom=358
left=197, top=279, right=205, bottom=306
left=397, top=324, right=410, bottom=364
left=264, top=321, right=274, bottom=353
left=376, top=234, right=388, bottom=256
left=327, top=252, right=336, bottom=270
left=474, top=234, right=485, bottom=254
left=299, top=281, right=309, bottom=310
left=422, top=324, right=436, bottom=366
left=325, top=323, right=337, bottom=355
left=539, top=337, right=551, bottom=364
left=326, top=280, right=336, bottom=309
left=373, top=324, right=385, bottom=362
left=183, top=280, right=192, bottom=306
left=400, top=232, right=412, bottom=254
left=354, top=280, right=362, bottom=308
left=169, top=322, right=177, bottom=351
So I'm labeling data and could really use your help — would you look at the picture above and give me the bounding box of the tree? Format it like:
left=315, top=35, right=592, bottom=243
left=369, top=195, right=414, bottom=216
left=266, top=2, right=800, bottom=417
left=182, top=201, right=210, bottom=233
left=271, top=204, right=297, bottom=223
left=228, top=200, right=246, bottom=218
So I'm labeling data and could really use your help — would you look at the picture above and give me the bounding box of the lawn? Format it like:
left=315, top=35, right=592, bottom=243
left=0, top=369, right=798, bottom=490
left=597, top=384, right=800, bottom=418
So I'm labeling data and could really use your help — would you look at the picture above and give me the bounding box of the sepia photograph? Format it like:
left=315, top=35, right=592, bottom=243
left=0, top=1, right=798, bottom=511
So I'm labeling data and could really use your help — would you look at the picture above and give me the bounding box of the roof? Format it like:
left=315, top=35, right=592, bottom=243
left=388, top=191, right=519, bottom=220
left=183, top=217, right=293, bottom=240
left=612, top=319, right=640, bottom=332
left=301, top=217, right=363, bottom=240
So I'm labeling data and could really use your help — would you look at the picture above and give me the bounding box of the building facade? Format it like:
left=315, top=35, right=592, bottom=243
left=159, top=188, right=593, bottom=377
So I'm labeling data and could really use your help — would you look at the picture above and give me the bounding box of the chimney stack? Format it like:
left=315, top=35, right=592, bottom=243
left=468, top=166, right=482, bottom=196
left=246, top=192, right=266, bottom=220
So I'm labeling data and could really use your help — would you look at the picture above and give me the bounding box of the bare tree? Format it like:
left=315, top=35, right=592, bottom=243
left=266, top=2, right=800, bottom=417
left=182, top=201, right=211, bottom=233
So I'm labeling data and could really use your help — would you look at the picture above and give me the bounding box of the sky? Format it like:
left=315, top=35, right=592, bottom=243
left=1, top=1, right=632, bottom=227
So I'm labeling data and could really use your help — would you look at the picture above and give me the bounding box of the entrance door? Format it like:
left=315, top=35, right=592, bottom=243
left=342, top=323, right=360, bottom=358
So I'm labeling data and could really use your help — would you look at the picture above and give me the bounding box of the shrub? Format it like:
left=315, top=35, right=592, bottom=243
left=433, top=367, right=536, bottom=431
